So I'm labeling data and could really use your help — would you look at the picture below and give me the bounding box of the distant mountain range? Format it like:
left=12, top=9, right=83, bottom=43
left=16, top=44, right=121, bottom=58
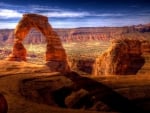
left=0, top=24, right=150, bottom=44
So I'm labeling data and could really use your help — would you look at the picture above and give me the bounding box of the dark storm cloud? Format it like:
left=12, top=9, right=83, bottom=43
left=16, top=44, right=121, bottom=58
left=0, top=0, right=150, bottom=28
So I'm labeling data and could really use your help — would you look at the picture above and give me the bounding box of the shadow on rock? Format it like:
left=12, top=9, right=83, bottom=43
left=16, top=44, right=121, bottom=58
left=20, top=71, right=147, bottom=113
left=0, top=93, right=8, bottom=113
left=64, top=72, right=147, bottom=113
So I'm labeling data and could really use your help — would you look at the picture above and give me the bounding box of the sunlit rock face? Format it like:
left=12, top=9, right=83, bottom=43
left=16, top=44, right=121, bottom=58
left=0, top=93, right=8, bottom=113
left=9, top=41, right=27, bottom=61
left=93, top=39, right=150, bottom=76
left=7, top=14, right=70, bottom=72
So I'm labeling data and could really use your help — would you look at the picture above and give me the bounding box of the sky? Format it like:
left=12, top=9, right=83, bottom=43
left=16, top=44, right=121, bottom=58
left=0, top=0, right=150, bottom=28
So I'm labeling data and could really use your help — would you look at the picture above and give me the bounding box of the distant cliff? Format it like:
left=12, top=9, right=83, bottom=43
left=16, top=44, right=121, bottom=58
left=0, top=29, right=13, bottom=45
left=0, top=23, right=150, bottom=44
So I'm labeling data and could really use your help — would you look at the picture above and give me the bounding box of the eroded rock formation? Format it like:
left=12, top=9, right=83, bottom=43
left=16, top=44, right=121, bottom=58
left=69, top=59, right=94, bottom=74
left=93, top=39, right=150, bottom=76
left=7, top=14, right=69, bottom=72
left=20, top=71, right=146, bottom=112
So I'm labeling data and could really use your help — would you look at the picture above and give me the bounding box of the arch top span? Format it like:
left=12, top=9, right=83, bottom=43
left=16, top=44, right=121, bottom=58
left=7, top=13, right=70, bottom=72
left=23, top=13, right=48, bottom=21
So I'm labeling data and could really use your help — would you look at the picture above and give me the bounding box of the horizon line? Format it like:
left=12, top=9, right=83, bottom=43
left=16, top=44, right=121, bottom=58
left=0, top=23, right=150, bottom=30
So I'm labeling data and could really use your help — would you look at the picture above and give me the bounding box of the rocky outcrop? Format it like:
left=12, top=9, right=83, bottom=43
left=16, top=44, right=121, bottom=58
left=69, top=59, right=94, bottom=74
left=65, top=89, right=90, bottom=108
left=20, top=71, right=146, bottom=112
left=93, top=39, right=150, bottom=76
left=0, top=60, right=150, bottom=113
left=20, top=74, right=73, bottom=106
left=6, top=14, right=70, bottom=72
left=0, top=93, right=8, bottom=113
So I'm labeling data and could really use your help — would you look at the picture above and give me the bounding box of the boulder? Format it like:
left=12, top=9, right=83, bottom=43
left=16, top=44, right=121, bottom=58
left=65, top=89, right=90, bottom=108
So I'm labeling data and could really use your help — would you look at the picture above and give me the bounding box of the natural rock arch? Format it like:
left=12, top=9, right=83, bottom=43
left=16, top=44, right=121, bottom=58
left=7, top=14, right=70, bottom=72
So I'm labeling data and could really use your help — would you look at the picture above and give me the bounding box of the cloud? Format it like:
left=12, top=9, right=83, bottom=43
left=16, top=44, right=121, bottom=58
left=26, top=5, right=90, bottom=18
left=0, top=22, right=17, bottom=29
left=41, top=11, right=89, bottom=18
left=1, top=2, right=149, bottom=19
left=0, top=2, right=150, bottom=29
left=29, top=5, right=61, bottom=12
left=0, top=9, right=22, bottom=18
left=94, top=13, right=124, bottom=17
left=0, top=2, right=90, bottom=18
left=0, top=9, right=88, bottom=19
left=50, top=16, right=150, bottom=28
left=42, top=12, right=126, bottom=18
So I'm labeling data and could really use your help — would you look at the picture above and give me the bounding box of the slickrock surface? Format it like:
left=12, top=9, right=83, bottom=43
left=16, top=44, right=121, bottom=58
left=93, top=39, right=150, bottom=76
left=0, top=61, right=108, bottom=113
left=0, top=61, right=150, bottom=113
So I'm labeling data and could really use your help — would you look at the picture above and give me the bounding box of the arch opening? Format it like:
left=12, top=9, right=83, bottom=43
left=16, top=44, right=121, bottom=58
left=23, top=27, right=46, bottom=64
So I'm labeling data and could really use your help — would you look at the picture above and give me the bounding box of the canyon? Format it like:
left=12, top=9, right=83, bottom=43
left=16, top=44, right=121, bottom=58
left=0, top=23, right=150, bottom=75
left=0, top=14, right=150, bottom=113
left=0, top=23, right=150, bottom=44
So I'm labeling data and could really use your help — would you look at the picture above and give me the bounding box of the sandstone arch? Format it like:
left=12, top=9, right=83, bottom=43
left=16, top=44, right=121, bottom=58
left=7, top=14, right=70, bottom=72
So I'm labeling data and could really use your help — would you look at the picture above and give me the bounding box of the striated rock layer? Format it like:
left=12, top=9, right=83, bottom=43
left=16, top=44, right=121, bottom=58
left=7, top=14, right=70, bottom=72
left=93, top=39, right=150, bottom=76
left=1, top=23, right=150, bottom=44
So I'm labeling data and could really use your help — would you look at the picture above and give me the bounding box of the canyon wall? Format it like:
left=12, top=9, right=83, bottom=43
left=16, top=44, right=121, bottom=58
left=0, top=24, right=150, bottom=44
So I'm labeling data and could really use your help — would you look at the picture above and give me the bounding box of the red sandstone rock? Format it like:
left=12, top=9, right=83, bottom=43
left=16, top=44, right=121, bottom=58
left=8, top=41, right=27, bottom=61
left=7, top=13, right=70, bottom=72
left=65, top=89, right=89, bottom=108
left=93, top=39, right=150, bottom=76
